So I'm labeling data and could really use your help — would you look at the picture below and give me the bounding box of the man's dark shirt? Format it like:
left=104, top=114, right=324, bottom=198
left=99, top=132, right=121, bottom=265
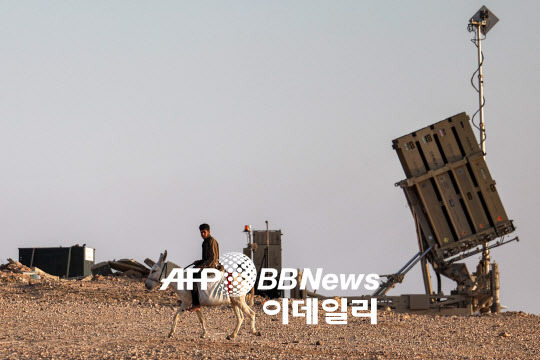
left=198, top=236, right=223, bottom=271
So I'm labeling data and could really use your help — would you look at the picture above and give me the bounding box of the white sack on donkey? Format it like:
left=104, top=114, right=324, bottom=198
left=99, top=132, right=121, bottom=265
left=198, top=270, right=230, bottom=306
left=160, top=261, right=230, bottom=306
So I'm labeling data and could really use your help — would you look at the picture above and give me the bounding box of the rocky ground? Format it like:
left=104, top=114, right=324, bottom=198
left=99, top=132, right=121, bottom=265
left=0, top=271, right=538, bottom=360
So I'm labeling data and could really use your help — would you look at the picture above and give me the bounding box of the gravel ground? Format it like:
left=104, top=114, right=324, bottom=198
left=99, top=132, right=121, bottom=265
left=0, top=273, right=538, bottom=359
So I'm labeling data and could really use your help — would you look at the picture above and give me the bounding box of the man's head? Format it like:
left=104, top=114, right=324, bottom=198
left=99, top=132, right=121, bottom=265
left=199, top=223, right=211, bottom=239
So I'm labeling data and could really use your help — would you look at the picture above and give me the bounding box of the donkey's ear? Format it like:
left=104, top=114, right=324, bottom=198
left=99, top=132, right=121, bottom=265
left=163, top=250, right=167, bottom=262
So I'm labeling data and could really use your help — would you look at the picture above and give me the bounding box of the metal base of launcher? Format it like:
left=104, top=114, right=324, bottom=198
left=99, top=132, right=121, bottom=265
left=347, top=294, right=474, bottom=315
left=306, top=291, right=495, bottom=316
left=362, top=246, right=503, bottom=315
left=295, top=260, right=501, bottom=316
left=300, top=237, right=504, bottom=316
left=303, top=292, right=474, bottom=316
left=307, top=292, right=500, bottom=316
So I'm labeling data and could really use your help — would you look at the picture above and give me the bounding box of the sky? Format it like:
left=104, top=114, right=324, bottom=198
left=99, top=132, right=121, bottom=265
left=1, top=1, right=538, bottom=314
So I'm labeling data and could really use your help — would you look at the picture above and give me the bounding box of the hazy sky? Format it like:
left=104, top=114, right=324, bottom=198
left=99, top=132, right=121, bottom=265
left=1, top=2, right=538, bottom=314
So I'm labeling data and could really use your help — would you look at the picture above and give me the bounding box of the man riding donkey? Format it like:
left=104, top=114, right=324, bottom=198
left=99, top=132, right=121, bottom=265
left=144, top=223, right=260, bottom=339
left=187, top=223, right=224, bottom=312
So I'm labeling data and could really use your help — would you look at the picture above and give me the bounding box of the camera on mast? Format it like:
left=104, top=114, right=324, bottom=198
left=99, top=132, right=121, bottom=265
left=469, top=5, right=499, bottom=35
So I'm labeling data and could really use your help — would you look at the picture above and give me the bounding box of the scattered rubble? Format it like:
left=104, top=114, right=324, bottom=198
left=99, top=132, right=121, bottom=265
left=0, top=258, right=33, bottom=273
left=0, top=256, right=153, bottom=283
left=91, top=258, right=151, bottom=279
left=0, top=259, right=60, bottom=282
left=91, top=261, right=113, bottom=276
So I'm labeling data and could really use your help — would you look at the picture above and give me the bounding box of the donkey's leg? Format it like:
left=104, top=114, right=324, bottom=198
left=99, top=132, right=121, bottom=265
left=231, top=304, right=243, bottom=336
left=236, top=302, right=245, bottom=335
left=168, top=303, right=188, bottom=338
left=238, top=297, right=261, bottom=336
left=196, top=308, right=207, bottom=338
left=235, top=302, right=245, bottom=324
left=226, top=299, right=244, bottom=340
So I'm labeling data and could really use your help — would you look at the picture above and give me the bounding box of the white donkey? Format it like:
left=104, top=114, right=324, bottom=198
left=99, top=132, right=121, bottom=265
left=144, top=251, right=261, bottom=340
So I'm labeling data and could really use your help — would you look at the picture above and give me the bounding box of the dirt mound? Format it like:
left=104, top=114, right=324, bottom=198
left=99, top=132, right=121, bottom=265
left=0, top=276, right=538, bottom=359
left=0, top=258, right=33, bottom=273
left=0, top=259, right=35, bottom=284
left=0, top=259, right=61, bottom=283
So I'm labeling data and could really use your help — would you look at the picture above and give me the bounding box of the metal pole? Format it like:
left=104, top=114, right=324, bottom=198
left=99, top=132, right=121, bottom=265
left=474, top=23, right=491, bottom=272
left=490, top=262, right=501, bottom=313
left=482, top=241, right=490, bottom=276
left=401, top=246, right=432, bottom=275
left=247, top=228, right=255, bottom=306
left=265, top=220, right=270, bottom=269
left=30, top=248, right=35, bottom=268
left=476, top=24, right=486, bottom=157
left=395, top=251, right=422, bottom=275
left=415, top=214, right=433, bottom=295
left=248, top=229, right=253, bottom=259
left=66, top=246, right=72, bottom=278
left=372, top=246, right=432, bottom=297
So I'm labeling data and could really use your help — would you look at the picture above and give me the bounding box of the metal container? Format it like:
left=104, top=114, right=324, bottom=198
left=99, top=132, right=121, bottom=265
left=19, top=245, right=95, bottom=278
left=392, top=112, right=515, bottom=259
left=244, top=230, right=283, bottom=298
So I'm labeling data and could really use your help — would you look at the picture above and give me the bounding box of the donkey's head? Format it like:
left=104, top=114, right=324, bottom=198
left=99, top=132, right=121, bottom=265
left=145, top=250, right=167, bottom=290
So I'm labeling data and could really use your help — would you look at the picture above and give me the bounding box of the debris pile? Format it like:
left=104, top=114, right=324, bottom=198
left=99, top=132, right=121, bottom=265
left=0, top=259, right=33, bottom=273
left=1, top=255, right=153, bottom=282
left=92, top=258, right=151, bottom=279
left=0, top=259, right=59, bottom=282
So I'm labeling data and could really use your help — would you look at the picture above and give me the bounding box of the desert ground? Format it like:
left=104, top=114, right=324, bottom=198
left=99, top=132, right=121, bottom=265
left=0, top=269, right=538, bottom=360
